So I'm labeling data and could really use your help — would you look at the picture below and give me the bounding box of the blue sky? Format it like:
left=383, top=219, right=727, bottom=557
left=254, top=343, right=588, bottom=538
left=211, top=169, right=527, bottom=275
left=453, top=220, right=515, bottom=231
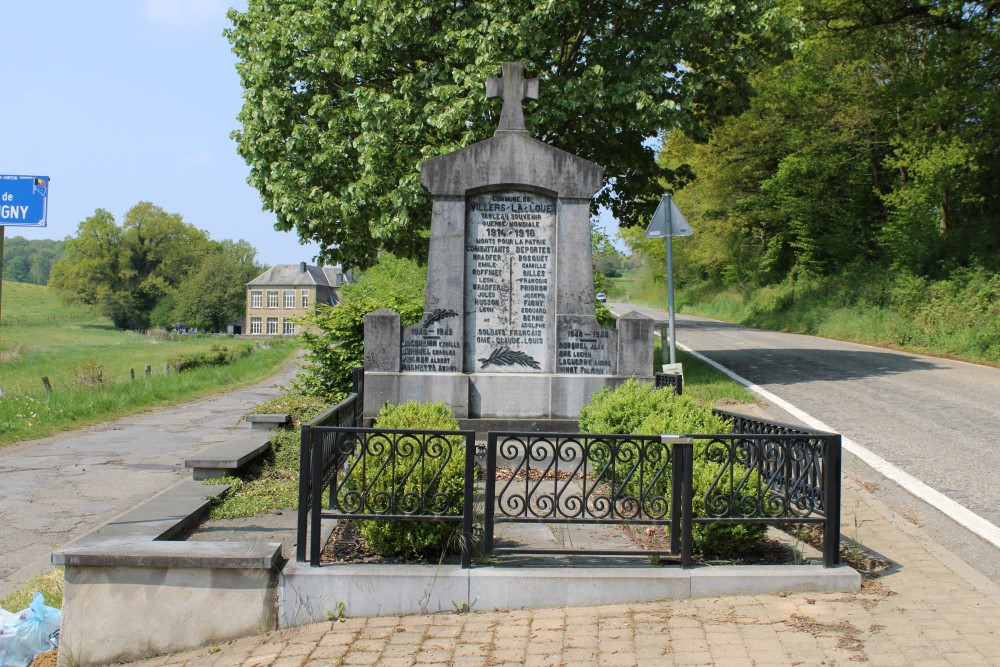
left=1, top=0, right=322, bottom=266
left=2, top=1, right=625, bottom=268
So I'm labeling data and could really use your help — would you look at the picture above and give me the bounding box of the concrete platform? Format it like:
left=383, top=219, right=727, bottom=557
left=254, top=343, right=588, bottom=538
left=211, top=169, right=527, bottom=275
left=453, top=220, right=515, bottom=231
left=184, top=433, right=272, bottom=480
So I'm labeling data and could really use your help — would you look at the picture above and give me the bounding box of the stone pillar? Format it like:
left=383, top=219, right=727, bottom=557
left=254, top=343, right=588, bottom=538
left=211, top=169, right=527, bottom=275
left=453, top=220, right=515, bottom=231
left=363, top=308, right=401, bottom=371
left=616, top=311, right=654, bottom=377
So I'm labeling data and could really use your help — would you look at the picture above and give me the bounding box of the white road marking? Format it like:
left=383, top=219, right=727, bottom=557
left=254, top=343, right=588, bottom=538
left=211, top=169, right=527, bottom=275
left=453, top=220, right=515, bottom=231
left=677, top=341, right=1000, bottom=550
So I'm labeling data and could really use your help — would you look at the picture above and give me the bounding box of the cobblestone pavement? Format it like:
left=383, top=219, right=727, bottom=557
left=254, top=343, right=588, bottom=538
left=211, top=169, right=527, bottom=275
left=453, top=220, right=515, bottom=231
left=121, top=477, right=1000, bottom=667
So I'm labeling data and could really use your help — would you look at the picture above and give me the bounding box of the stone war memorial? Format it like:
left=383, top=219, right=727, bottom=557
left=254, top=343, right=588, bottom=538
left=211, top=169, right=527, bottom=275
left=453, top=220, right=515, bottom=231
left=364, top=62, right=654, bottom=422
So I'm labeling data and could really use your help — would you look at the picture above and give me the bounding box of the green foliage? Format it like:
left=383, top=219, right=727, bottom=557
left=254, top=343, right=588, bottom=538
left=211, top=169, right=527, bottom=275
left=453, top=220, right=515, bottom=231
left=1, top=235, right=65, bottom=285
left=171, top=239, right=266, bottom=332
left=675, top=267, right=1000, bottom=364
left=49, top=203, right=209, bottom=330
left=578, top=379, right=767, bottom=555
left=579, top=379, right=727, bottom=437
left=170, top=344, right=254, bottom=372
left=227, top=0, right=792, bottom=267
left=595, top=302, right=616, bottom=329
left=654, top=0, right=1000, bottom=287
left=294, top=255, right=426, bottom=397
left=356, top=401, right=466, bottom=561
left=48, top=203, right=264, bottom=332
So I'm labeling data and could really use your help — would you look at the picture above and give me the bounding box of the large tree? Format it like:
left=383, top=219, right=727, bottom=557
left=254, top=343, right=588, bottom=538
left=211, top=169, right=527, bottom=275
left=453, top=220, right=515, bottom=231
left=172, top=240, right=267, bottom=332
left=227, top=0, right=791, bottom=268
left=50, top=202, right=210, bottom=330
left=658, top=0, right=1000, bottom=285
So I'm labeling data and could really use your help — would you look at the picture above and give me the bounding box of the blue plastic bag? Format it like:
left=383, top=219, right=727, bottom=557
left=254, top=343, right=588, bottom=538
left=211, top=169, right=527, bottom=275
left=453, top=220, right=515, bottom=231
left=0, top=594, right=61, bottom=667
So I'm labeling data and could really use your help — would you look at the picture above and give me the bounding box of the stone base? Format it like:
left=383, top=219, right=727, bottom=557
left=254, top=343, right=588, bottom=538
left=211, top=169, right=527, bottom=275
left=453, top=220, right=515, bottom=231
left=364, top=371, right=652, bottom=420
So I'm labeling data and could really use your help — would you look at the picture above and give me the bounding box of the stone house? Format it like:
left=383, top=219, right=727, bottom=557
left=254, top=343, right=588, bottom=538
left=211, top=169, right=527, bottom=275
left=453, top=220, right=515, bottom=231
left=245, top=262, right=350, bottom=335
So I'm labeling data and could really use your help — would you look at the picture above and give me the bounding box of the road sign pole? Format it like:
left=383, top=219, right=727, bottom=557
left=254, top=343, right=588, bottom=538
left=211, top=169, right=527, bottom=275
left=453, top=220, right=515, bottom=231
left=0, top=225, right=4, bottom=327
left=666, top=231, right=676, bottom=365
left=644, top=193, right=692, bottom=370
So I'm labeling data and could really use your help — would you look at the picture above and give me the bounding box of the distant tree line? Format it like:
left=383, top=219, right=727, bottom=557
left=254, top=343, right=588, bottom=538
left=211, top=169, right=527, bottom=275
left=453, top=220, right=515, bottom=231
left=2, top=236, right=65, bottom=285
left=49, top=202, right=266, bottom=331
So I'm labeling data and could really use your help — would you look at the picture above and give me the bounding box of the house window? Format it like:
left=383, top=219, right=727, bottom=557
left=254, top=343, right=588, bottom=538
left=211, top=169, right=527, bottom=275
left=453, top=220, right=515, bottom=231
left=284, top=290, right=295, bottom=308
left=265, top=317, right=279, bottom=334
left=266, top=291, right=279, bottom=308
left=301, top=290, right=309, bottom=308
left=250, top=317, right=262, bottom=334
left=282, top=319, right=295, bottom=335
left=250, top=291, right=262, bottom=309
left=335, top=273, right=343, bottom=286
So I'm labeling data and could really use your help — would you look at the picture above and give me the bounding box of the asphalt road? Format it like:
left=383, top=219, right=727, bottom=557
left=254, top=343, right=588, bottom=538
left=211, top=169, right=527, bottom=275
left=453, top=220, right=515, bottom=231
left=614, top=303, right=1000, bottom=584
left=0, top=359, right=300, bottom=599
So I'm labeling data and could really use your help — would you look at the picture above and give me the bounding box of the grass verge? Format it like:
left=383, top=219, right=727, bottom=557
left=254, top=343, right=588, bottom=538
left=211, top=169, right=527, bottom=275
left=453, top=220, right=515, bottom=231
left=652, top=335, right=757, bottom=406
left=611, top=269, right=1000, bottom=366
left=205, top=392, right=334, bottom=519
left=0, top=568, right=64, bottom=612
left=0, top=340, right=299, bottom=448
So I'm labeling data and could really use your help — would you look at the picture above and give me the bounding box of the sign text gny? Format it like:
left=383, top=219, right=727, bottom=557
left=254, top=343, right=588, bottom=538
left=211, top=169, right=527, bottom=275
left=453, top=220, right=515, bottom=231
left=0, top=175, right=50, bottom=227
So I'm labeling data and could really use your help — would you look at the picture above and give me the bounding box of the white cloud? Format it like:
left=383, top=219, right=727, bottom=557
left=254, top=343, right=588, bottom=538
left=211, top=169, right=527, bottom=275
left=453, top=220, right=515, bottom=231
left=143, top=0, right=230, bottom=30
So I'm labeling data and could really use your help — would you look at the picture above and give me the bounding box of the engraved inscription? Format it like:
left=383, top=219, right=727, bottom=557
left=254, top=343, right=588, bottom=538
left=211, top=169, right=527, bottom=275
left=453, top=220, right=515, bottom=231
left=401, top=311, right=461, bottom=372
left=466, top=191, right=555, bottom=372
left=557, top=325, right=615, bottom=375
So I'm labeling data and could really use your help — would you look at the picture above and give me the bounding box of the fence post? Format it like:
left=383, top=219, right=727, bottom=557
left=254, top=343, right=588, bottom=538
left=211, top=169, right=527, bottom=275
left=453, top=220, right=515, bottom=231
left=823, top=435, right=843, bottom=567
left=145, top=365, right=151, bottom=378
left=662, top=435, right=694, bottom=567
left=310, top=426, right=325, bottom=566
left=41, top=376, right=52, bottom=392
left=296, top=421, right=312, bottom=563
left=462, top=431, right=476, bottom=569
left=130, top=368, right=136, bottom=381
left=670, top=444, right=682, bottom=555
left=484, top=433, right=498, bottom=556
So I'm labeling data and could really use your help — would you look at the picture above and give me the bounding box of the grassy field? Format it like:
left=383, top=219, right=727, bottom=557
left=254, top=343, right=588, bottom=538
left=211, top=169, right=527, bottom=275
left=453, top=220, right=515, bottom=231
left=0, top=281, right=299, bottom=447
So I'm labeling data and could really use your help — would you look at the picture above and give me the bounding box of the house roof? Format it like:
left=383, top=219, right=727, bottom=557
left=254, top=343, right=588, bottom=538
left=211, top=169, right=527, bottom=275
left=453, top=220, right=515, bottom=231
left=247, top=264, right=346, bottom=287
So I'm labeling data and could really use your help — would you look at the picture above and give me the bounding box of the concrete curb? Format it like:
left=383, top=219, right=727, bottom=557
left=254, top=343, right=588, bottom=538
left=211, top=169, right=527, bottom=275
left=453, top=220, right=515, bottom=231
left=279, top=561, right=860, bottom=625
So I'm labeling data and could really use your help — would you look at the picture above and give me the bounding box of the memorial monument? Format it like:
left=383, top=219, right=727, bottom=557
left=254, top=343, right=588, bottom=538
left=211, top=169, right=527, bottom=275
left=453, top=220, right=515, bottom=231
left=364, top=62, right=654, bottom=421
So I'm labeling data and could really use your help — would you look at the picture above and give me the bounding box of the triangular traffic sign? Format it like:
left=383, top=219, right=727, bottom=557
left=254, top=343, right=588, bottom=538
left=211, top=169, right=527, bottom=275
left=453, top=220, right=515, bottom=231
left=644, top=194, right=693, bottom=238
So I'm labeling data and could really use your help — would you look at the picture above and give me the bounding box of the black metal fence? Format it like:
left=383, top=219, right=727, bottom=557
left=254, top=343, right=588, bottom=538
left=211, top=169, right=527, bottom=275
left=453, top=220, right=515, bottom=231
left=484, top=432, right=678, bottom=559
left=295, top=368, right=365, bottom=562
left=297, top=393, right=842, bottom=569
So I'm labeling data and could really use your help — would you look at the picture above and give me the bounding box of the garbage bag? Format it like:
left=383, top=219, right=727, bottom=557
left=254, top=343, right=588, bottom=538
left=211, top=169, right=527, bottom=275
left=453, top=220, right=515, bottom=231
left=0, top=594, right=61, bottom=667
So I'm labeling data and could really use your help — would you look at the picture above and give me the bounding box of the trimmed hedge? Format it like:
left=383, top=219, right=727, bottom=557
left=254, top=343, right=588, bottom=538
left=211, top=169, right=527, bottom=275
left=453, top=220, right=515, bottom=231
left=578, top=379, right=768, bottom=555
left=356, top=401, right=466, bottom=560
left=170, top=344, right=254, bottom=372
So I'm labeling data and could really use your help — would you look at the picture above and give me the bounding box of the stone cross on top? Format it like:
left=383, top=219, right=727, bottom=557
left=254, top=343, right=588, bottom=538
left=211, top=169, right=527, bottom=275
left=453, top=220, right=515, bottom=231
left=486, top=62, right=539, bottom=133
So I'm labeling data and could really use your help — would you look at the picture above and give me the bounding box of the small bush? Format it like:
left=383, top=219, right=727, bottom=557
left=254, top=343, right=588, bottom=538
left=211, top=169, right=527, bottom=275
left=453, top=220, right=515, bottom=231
left=579, top=379, right=768, bottom=555
left=170, top=344, right=253, bottom=372
left=355, top=401, right=466, bottom=560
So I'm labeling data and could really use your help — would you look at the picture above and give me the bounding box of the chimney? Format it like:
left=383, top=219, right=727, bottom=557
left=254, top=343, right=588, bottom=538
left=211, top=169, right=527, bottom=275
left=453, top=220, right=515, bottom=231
left=299, top=261, right=307, bottom=273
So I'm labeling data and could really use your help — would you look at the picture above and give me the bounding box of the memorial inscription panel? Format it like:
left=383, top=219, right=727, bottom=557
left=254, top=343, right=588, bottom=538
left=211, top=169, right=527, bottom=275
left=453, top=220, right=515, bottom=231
left=465, top=191, right=555, bottom=372
left=400, top=310, right=462, bottom=372
left=557, top=321, right=615, bottom=375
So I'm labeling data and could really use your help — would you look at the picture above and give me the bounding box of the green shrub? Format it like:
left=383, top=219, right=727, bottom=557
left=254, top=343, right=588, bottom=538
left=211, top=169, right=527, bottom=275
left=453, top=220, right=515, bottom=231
left=578, top=379, right=768, bottom=555
left=355, top=401, right=466, bottom=560
left=294, top=254, right=426, bottom=397
left=170, top=343, right=253, bottom=372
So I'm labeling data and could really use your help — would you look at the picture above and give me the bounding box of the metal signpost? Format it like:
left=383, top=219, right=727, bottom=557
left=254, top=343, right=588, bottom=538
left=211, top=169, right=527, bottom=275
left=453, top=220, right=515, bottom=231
left=643, top=193, right=692, bottom=367
left=0, top=174, right=50, bottom=326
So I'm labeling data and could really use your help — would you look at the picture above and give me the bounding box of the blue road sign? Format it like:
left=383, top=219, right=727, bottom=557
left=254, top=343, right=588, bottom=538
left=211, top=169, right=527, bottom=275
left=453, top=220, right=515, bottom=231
left=0, top=174, right=50, bottom=227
